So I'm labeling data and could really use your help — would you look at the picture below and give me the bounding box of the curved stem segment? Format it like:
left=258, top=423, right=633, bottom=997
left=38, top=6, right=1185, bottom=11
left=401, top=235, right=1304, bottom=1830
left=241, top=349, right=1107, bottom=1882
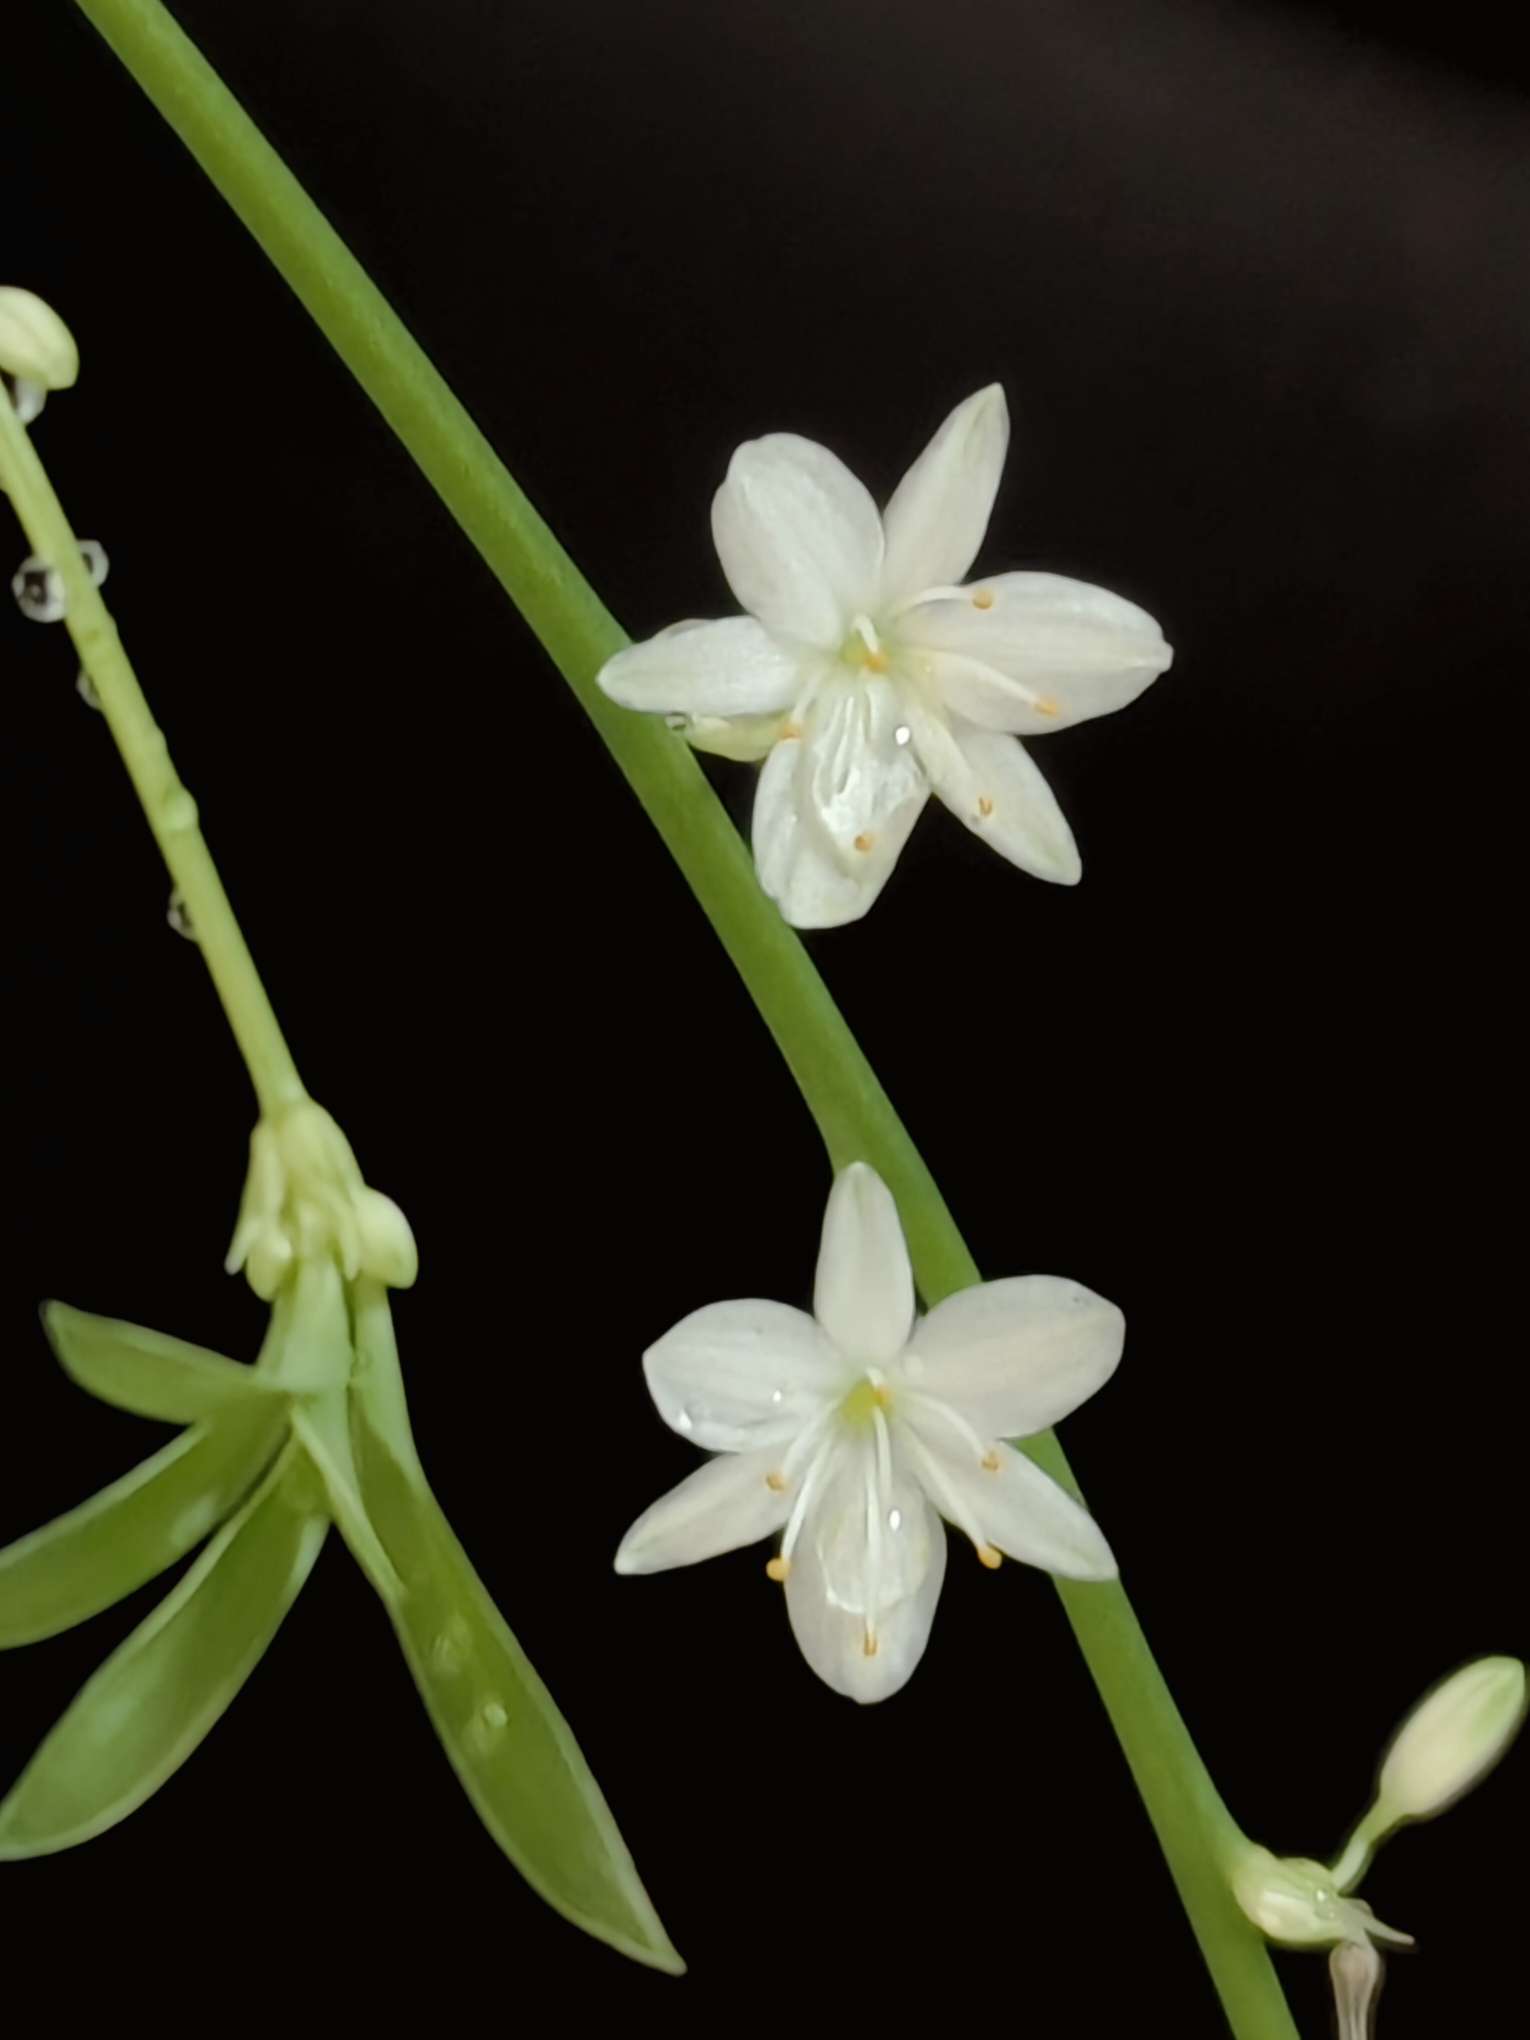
left=0, top=392, right=305, bottom=1116
left=70, top=3, right=1291, bottom=2031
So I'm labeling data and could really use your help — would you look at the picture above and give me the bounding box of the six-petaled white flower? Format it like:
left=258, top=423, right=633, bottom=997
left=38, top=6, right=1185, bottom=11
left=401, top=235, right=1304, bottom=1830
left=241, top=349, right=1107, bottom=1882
left=615, top=1163, right=1122, bottom=1702
left=598, top=386, right=1172, bottom=927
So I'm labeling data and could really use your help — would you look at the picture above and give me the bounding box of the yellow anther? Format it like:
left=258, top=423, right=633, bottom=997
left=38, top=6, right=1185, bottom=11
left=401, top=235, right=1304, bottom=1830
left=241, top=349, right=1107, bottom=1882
left=863, top=1628, right=880, bottom=1657
left=971, top=588, right=995, bottom=610
left=853, top=832, right=876, bottom=853
left=766, top=1556, right=791, bottom=1582
left=765, top=1471, right=787, bottom=1493
left=977, top=1544, right=1003, bottom=1570
left=980, top=1450, right=1000, bottom=1472
left=781, top=721, right=803, bottom=740
left=873, top=1383, right=893, bottom=1408
left=863, top=648, right=890, bottom=673
left=977, top=795, right=994, bottom=818
left=1034, top=697, right=1060, bottom=718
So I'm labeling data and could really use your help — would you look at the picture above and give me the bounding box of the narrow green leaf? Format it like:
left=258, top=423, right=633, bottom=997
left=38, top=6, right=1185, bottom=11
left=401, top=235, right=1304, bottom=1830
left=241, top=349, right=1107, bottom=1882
left=0, top=1405, right=287, bottom=1648
left=291, top=1390, right=403, bottom=1606
left=348, top=1286, right=683, bottom=1975
left=44, top=1301, right=288, bottom=1426
left=0, top=1442, right=327, bottom=1857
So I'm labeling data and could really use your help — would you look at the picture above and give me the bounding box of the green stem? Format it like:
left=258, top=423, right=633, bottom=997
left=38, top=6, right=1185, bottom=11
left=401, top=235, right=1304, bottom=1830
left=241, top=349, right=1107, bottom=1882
left=0, top=390, right=305, bottom=1117
left=70, top=3, right=1293, bottom=2030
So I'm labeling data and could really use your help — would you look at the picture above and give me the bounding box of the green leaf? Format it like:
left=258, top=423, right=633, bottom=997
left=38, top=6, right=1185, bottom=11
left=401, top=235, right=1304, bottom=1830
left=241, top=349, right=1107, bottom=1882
left=0, top=1405, right=288, bottom=1648
left=291, top=1390, right=403, bottom=1605
left=347, top=1286, right=683, bottom=1975
left=0, top=1442, right=327, bottom=1857
left=44, top=1301, right=289, bottom=1426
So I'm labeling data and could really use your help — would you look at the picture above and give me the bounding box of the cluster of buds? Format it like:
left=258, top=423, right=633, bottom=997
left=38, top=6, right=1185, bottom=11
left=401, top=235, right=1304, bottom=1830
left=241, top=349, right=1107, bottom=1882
left=1231, top=1656, right=1524, bottom=2031
left=0, top=287, right=78, bottom=427
left=225, top=1099, right=418, bottom=1299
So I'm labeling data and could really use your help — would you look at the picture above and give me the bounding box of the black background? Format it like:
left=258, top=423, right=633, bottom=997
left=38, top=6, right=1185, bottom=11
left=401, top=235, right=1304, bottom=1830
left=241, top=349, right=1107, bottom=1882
left=3, top=2, right=1523, bottom=2031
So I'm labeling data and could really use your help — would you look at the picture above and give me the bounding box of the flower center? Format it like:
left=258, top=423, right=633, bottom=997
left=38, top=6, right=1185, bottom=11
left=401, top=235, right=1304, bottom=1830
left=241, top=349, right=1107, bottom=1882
left=838, top=611, right=891, bottom=675
left=838, top=1372, right=893, bottom=1427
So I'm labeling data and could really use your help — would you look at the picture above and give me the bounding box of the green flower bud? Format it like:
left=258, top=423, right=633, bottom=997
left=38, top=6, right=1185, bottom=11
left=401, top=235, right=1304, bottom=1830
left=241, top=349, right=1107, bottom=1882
left=0, top=288, right=79, bottom=392
left=1377, top=1655, right=1526, bottom=1824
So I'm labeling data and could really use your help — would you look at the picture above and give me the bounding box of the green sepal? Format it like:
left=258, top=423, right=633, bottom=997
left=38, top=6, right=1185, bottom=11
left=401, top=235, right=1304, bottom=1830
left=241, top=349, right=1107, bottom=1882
left=0, top=1404, right=288, bottom=1648
left=347, top=1284, right=684, bottom=1975
left=0, top=1440, right=327, bottom=1856
left=44, top=1301, right=289, bottom=1426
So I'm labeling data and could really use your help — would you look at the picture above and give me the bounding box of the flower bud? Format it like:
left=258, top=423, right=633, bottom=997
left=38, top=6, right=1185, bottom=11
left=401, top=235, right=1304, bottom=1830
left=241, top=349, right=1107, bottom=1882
left=226, top=1101, right=417, bottom=1294
left=1376, top=1656, right=1525, bottom=1824
left=1229, top=1846, right=1412, bottom=1951
left=0, top=289, right=79, bottom=392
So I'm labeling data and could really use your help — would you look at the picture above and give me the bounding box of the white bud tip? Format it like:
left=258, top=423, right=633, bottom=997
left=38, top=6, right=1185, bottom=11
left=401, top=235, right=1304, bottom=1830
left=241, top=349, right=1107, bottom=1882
left=1378, top=1655, right=1526, bottom=1822
left=0, top=289, right=79, bottom=392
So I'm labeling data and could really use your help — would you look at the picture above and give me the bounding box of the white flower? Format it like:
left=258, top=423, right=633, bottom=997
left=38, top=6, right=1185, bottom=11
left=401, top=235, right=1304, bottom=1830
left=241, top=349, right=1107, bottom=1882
left=598, top=386, right=1171, bottom=927
left=614, top=1162, right=1122, bottom=1702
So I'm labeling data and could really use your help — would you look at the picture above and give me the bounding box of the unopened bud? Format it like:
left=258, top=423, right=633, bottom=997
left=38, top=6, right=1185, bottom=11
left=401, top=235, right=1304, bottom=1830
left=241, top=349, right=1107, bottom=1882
left=226, top=1101, right=418, bottom=1295
left=1377, top=1655, right=1525, bottom=1824
left=0, top=289, right=79, bottom=392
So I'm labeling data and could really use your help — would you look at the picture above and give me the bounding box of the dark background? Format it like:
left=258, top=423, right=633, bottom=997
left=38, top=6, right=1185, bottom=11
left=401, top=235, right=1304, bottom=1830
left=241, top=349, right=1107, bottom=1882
left=3, top=1, right=1523, bottom=2030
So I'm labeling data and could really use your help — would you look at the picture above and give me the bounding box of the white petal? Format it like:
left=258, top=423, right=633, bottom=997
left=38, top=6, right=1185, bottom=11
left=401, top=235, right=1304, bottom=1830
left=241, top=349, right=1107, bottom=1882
left=614, top=1447, right=790, bottom=1574
left=879, top=385, right=1009, bottom=603
left=751, top=735, right=926, bottom=929
left=912, top=1429, right=1116, bottom=1579
left=911, top=710, right=1080, bottom=884
left=797, top=676, right=927, bottom=866
left=785, top=1474, right=947, bottom=1704
left=643, top=1299, right=846, bottom=1452
left=813, top=1163, right=915, bottom=1366
left=597, top=616, right=803, bottom=718
left=712, top=433, right=884, bottom=649
left=677, top=710, right=791, bottom=761
left=902, top=1276, right=1124, bottom=1439
left=900, top=572, right=1171, bottom=734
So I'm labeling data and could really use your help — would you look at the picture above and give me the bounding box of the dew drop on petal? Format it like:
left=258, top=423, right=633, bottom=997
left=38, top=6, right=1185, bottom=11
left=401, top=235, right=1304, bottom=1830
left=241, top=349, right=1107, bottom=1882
left=770, top=1388, right=785, bottom=1405
left=76, top=667, right=101, bottom=710
left=894, top=725, right=912, bottom=747
left=887, top=1507, right=903, bottom=1531
left=675, top=1407, right=694, bottom=1432
left=166, top=888, right=197, bottom=941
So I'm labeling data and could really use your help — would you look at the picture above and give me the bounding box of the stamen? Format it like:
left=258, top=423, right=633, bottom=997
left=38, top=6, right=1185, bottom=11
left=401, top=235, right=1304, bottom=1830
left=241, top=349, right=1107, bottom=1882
left=899, top=1423, right=992, bottom=1559
left=1034, top=698, right=1060, bottom=718
left=977, top=1545, right=1003, bottom=1570
left=853, top=832, right=875, bottom=853
left=971, top=589, right=994, bottom=610
left=862, top=1627, right=879, bottom=1657
left=781, top=721, right=803, bottom=740
left=780, top=1427, right=838, bottom=1563
left=766, top=1556, right=791, bottom=1582
left=765, top=1471, right=787, bottom=1493
left=863, top=648, right=890, bottom=673
left=977, top=796, right=994, bottom=818
left=980, top=1450, right=1001, bottom=1472
left=900, top=1388, right=992, bottom=1466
